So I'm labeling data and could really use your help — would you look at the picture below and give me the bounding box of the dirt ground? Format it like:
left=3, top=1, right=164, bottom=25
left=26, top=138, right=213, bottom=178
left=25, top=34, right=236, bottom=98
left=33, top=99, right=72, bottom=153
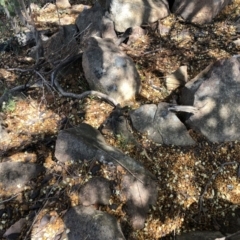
left=0, top=0, right=240, bottom=239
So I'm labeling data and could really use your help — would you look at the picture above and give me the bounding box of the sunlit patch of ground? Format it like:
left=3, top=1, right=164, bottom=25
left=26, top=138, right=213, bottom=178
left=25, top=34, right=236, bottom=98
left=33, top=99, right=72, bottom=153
left=0, top=97, right=60, bottom=153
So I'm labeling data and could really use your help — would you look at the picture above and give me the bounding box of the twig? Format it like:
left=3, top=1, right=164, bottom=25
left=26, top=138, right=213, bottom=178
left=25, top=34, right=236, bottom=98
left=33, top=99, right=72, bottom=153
left=215, top=230, right=240, bottom=240
left=198, top=161, right=238, bottom=213
left=34, top=70, right=54, bottom=93
left=0, top=193, right=20, bottom=204
left=7, top=68, right=34, bottom=72
left=168, top=105, right=198, bottom=113
left=24, top=199, right=49, bottom=240
left=76, top=23, right=92, bottom=38
left=142, top=48, right=162, bottom=55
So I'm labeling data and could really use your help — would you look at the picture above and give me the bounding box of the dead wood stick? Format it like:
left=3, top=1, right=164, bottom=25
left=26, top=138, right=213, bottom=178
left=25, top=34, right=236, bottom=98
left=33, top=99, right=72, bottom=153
left=0, top=193, right=20, bottom=204
left=168, top=105, right=198, bottom=113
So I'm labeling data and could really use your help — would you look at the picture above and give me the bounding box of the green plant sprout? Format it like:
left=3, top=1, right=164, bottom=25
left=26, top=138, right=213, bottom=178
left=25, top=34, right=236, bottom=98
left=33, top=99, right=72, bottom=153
left=2, top=98, right=16, bottom=112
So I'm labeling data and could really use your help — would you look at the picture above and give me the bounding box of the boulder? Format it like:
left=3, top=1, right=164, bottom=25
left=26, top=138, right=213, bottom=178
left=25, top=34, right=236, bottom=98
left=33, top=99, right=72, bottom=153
left=55, top=123, right=154, bottom=178
left=177, top=230, right=240, bottom=240
left=82, top=36, right=141, bottom=105
left=64, top=205, right=126, bottom=240
left=42, top=24, right=78, bottom=64
left=55, top=123, right=157, bottom=229
left=56, top=0, right=71, bottom=9
left=122, top=173, right=158, bottom=229
left=171, top=0, right=232, bottom=25
left=31, top=214, right=65, bottom=240
left=0, top=113, right=9, bottom=142
left=100, top=0, right=170, bottom=32
left=125, top=26, right=146, bottom=45
left=101, top=14, right=118, bottom=42
left=165, top=65, right=188, bottom=91
left=235, top=17, right=240, bottom=33
left=157, top=22, right=171, bottom=36
left=100, top=107, right=139, bottom=146
left=219, top=208, right=240, bottom=236
left=76, top=3, right=119, bottom=43
left=79, top=176, right=111, bottom=206
left=3, top=218, right=27, bottom=239
left=176, top=231, right=224, bottom=240
left=180, top=56, right=240, bottom=142
left=233, top=38, right=240, bottom=47
left=75, top=3, right=105, bottom=42
left=130, top=102, right=195, bottom=146
left=0, top=162, right=45, bottom=194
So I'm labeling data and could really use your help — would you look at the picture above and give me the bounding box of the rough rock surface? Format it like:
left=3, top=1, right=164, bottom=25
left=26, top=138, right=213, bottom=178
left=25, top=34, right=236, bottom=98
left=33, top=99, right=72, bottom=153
left=54, top=123, right=152, bottom=178
left=0, top=116, right=9, bottom=142
left=82, top=36, right=141, bottom=105
left=219, top=208, right=240, bottom=235
left=79, top=176, right=111, bottom=206
left=75, top=3, right=105, bottom=42
left=100, top=107, right=139, bottom=146
left=130, top=102, right=195, bottom=146
left=176, top=231, right=224, bottom=240
left=76, top=3, right=119, bottom=44
left=171, top=0, right=232, bottom=24
left=122, top=174, right=158, bottom=229
left=55, top=123, right=157, bottom=229
left=125, top=26, right=146, bottom=45
left=165, top=65, right=188, bottom=91
left=100, top=0, right=170, bottom=32
left=0, top=124, right=8, bottom=139
left=0, top=162, right=45, bottom=193
left=56, top=0, right=71, bottom=9
left=42, top=24, right=78, bottom=63
left=3, top=218, right=27, bottom=239
left=31, top=213, right=67, bottom=240
left=180, top=56, right=240, bottom=143
left=64, top=205, right=126, bottom=240
left=233, top=38, right=240, bottom=47
left=101, top=14, right=118, bottom=42
left=235, top=17, right=240, bottom=33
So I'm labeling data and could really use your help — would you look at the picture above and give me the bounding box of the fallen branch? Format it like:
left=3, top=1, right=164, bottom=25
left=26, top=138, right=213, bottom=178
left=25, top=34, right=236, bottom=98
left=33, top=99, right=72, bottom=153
left=0, top=193, right=20, bottom=204
left=168, top=104, right=198, bottom=113
left=34, top=70, right=54, bottom=93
